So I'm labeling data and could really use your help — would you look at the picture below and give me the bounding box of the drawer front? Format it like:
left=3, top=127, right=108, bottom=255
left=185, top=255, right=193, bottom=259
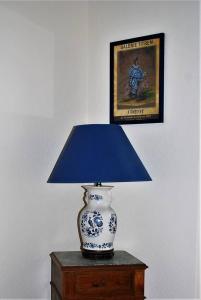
left=74, top=270, right=134, bottom=296
left=68, top=297, right=135, bottom=300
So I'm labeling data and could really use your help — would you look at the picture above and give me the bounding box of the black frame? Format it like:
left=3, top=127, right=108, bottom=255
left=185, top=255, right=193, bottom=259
left=110, top=33, right=164, bottom=124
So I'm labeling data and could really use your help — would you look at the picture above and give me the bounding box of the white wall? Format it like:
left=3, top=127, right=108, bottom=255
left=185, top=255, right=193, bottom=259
left=199, top=1, right=201, bottom=298
left=0, top=1, right=88, bottom=298
left=0, top=1, right=199, bottom=299
left=88, top=1, right=200, bottom=299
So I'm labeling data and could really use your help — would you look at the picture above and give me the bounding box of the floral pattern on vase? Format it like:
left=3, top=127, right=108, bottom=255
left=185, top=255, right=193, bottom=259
left=89, top=194, right=103, bottom=201
left=81, top=210, right=103, bottom=238
left=109, top=213, right=117, bottom=234
left=83, top=242, right=113, bottom=249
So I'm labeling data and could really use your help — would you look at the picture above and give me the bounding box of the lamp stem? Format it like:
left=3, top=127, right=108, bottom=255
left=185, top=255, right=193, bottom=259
left=94, top=182, right=102, bottom=187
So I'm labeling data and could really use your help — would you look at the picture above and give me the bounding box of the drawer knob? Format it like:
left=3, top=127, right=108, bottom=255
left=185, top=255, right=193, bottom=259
left=92, top=280, right=105, bottom=288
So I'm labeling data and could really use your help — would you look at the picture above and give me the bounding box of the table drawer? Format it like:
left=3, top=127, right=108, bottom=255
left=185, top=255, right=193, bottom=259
left=73, top=270, right=134, bottom=297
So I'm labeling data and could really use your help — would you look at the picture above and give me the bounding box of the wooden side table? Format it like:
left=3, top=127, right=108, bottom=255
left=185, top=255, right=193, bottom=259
left=50, top=250, right=148, bottom=300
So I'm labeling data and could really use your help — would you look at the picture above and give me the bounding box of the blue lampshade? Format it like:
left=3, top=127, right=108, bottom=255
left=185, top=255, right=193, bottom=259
left=48, top=124, right=151, bottom=183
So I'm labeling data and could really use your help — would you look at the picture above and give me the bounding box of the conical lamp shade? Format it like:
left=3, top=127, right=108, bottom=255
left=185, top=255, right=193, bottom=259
left=48, top=124, right=151, bottom=184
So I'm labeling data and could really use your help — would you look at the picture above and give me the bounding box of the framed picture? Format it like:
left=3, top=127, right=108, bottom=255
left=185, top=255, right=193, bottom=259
left=110, top=33, right=164, bottom=124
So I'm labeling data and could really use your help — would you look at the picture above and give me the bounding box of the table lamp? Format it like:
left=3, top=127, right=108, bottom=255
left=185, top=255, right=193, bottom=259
left=48, top=124, right=151, bottom=259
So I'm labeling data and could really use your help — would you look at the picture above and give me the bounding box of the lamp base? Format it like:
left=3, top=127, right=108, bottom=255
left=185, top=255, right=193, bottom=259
left=81, top=248, right=114, bottom=260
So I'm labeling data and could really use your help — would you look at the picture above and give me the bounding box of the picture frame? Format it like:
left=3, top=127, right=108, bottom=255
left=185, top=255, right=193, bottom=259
left=110, top=33, right=164, bottom=124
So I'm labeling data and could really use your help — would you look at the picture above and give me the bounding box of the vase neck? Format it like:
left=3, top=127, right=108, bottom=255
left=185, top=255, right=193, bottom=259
left=82, top=185, right=113, bottom=208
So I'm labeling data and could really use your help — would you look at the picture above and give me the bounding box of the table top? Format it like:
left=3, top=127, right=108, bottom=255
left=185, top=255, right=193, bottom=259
left=50, top=250, right=147, bottom=268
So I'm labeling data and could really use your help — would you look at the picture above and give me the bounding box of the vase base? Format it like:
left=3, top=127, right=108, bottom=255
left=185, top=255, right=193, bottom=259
left=81, top=248, right=114, bottom=259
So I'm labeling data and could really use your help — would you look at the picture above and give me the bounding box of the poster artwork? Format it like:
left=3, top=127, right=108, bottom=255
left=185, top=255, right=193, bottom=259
left=110, top=33, right=164, bottom=124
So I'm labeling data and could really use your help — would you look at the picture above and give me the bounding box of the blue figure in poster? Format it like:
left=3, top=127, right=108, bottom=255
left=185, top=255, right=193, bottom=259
left=129, top=58, right=145, bottom=98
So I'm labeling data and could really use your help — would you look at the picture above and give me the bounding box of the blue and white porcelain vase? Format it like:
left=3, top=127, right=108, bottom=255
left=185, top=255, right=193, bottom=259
left=79, top=185, right=117, bottom=258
